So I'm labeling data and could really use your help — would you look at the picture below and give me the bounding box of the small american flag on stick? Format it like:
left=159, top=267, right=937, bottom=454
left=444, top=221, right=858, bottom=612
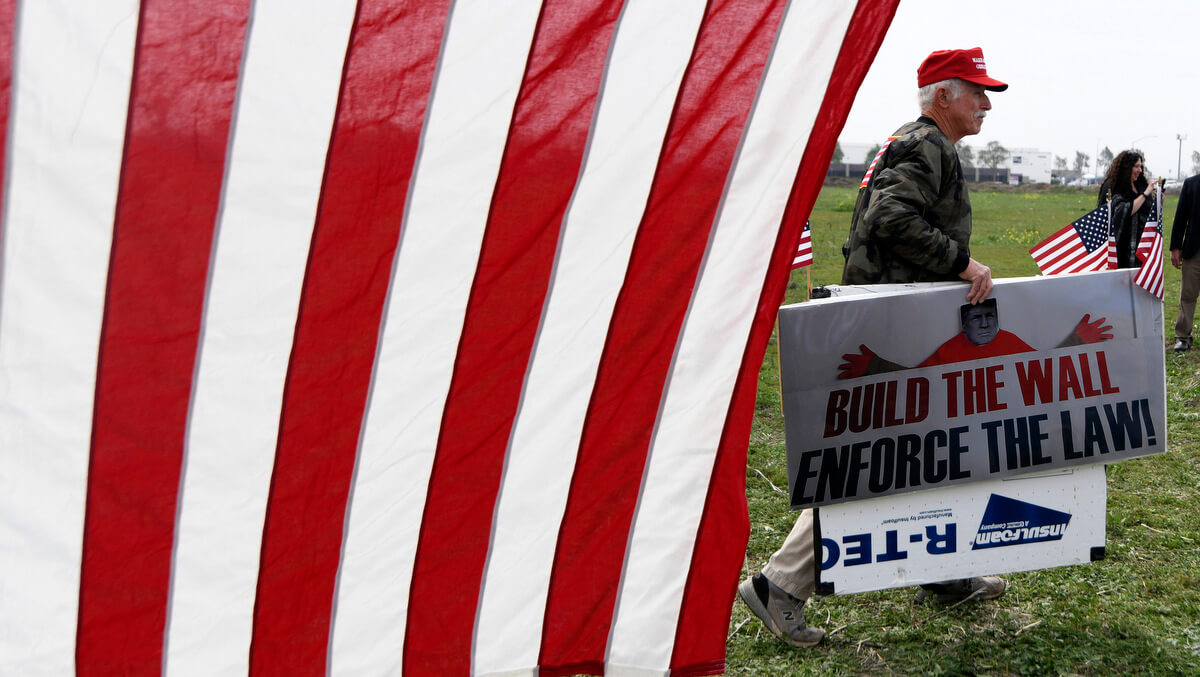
left=791, top=220, right=813, bottom=269
left=1134, top=185, right=1165, bottom=298
left=859, top=136, right=897, bottom=187
left=1029, top=203, right=1112, bottom=275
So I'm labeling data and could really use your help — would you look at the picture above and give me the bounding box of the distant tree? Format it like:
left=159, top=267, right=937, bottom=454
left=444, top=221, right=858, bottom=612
left=977, top=141, right=1009, bottom=180
left=1193, top=150, right=1200, bottom=176
left=1073, top=151, right=1090, bottom=175
left=831, top=141, right=844, bottom=164
left=1054, top=155, right=1068, bottom=171
left=864, top=143, right=881, bottom=165
left=1096, top=147, right=1114, bottom=176
left=955, top=141, right=974, bottom=168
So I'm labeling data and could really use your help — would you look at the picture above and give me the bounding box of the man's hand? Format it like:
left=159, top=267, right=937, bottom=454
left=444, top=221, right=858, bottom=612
left=1172, top=248, right=1183, bottom=269
left=1074, top=314, right=1113, bottom=344
left=838, top=344, right=876, bottom=380
left=959, top=257, right=993, bottom=304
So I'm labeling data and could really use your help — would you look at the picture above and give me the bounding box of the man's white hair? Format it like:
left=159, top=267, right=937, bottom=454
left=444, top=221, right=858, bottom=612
left=917, top=77, right=964, bottom=112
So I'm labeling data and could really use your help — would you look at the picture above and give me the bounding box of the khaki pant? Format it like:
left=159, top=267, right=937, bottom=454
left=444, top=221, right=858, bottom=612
left=761, top=509, right=817, bottom=600
left=1175, top=255, right=1200, bottom=342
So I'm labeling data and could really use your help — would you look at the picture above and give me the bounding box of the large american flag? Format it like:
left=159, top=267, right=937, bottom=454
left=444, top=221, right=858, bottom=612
left=1134, top=186, right=1165, bottom=298
left=0, top=1, right=896, bottom=674
left=1029, top=203, right=1113, bottom=275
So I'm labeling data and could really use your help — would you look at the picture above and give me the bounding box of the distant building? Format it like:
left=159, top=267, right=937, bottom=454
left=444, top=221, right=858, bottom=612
left=1007, top=148, right=1052, bottom=184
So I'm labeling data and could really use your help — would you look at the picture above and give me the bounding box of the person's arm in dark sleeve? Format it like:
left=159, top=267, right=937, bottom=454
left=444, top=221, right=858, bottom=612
left=1109, top=196, right=1135, bottom=267
left=1111, top=197, right=1132, bottom=240
left=1171, top=179, right=1192, bottom=252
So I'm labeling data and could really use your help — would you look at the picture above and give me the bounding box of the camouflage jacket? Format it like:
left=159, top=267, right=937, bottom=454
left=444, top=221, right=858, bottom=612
left=841, top=117, right=972, bottom=285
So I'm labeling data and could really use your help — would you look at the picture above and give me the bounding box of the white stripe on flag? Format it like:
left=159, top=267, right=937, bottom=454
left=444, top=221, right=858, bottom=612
left=1149, top=238, right=1163, bottom=296
left=472, top=2, right=709, bottom=673
left=1046, top=246, right=1103, bottom=276
left=607, top=0, right=856, bottom=671
left=164, top=2, right=357, bottom=674
left=330, top=3, right=544, bottom=673
left=0, top=2, right=137, bottom=672
left=1029, top=228, right=1074, bottom=260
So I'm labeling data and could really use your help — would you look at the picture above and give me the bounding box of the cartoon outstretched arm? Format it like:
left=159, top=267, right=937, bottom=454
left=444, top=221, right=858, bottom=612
left=1058, top=314, right=1113, bottom=347
left=837, top=344, right=907, bottom=380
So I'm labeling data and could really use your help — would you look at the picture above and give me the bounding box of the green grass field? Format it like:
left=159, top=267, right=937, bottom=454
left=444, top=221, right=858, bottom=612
left=727, top=183, right=1200, bottom=675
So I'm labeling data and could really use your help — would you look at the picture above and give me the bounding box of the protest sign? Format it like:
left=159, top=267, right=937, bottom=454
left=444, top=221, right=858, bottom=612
left=779, top=270, right=1165, bottom=509
left=816, top=466, right=1106, bottom=594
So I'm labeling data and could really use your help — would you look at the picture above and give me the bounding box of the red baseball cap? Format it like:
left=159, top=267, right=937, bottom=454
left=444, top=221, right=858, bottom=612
left=917, top=47, right=1008, bottom=91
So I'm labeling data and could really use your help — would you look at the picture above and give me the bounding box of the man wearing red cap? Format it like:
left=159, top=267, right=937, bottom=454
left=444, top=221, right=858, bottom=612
left=842, top=46, right=1006, bottom=299
left=738, top=48, right=1009, bottom=649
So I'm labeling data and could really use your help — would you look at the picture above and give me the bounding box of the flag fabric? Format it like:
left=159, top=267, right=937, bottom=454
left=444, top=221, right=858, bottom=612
left=1137, top=185, right=1162, bottom=264
left=860, top=135, right=898, bottom=187
left=0, top=1, right=897, bottom=675
left=791, top=221, right=813, bottom=269
left=1107, top=202, right=1119, bottom=269
left=1029, top=203, right=1113, bottom=275
left=1134, top=186, right=1165, bottom=298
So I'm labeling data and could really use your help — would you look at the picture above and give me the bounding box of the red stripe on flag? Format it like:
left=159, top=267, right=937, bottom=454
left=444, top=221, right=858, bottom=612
left=537, top=2, right=786, bottom=671
left=670, top=0, right=899, bottom=669
left=76, top=2, right=250, bottom=672
left=0, top=0, right=13, bottom=232
left=402, top=3, right=622, bottom=673
left=248, top=2, right=453, bottom=673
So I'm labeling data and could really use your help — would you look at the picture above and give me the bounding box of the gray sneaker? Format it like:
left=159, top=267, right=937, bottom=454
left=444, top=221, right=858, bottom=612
left=737, top=573, right=825, bottom=647
left=915, top=576, right=1007, bottom=604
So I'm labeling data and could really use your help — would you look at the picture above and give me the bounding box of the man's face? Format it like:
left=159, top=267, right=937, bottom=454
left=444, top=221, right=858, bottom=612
left=945, top=82, right=991, bottom=139
left=963, top=305, right=999, bottom=345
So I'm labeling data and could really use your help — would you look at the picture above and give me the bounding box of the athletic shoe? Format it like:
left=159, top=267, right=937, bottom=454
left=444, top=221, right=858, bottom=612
left=1173, top=339, right=1192, bottom=352
left=915, top=576, right=1007, bottom=604
left=737, top=573, right=825, bottom=648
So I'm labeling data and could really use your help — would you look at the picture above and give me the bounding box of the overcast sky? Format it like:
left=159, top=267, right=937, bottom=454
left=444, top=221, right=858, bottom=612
left=838, top=0, right=1198, bottom=178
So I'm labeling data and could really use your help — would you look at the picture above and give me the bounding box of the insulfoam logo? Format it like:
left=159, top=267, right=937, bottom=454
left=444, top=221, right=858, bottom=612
left=971, top=494, right=1071, bottom=550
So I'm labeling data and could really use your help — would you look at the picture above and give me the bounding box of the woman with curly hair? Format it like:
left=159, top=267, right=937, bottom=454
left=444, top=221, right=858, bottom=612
left=1100, top=150, right=1159, bottom=268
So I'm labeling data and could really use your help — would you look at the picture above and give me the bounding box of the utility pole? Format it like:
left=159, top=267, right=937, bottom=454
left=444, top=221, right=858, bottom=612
left=1178, top=133, right=1188, bottom=179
